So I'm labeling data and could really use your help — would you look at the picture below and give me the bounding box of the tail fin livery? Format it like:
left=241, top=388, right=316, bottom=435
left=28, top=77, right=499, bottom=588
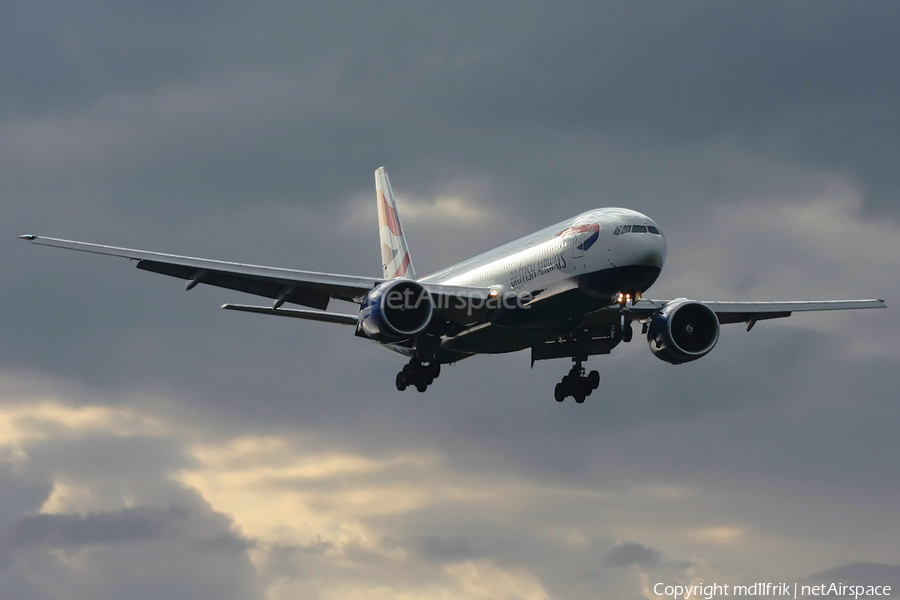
left=375, top=167, right=416, bottom=280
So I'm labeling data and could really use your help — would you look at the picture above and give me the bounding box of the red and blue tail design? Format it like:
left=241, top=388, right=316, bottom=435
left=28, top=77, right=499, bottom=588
left=375, top=167, right=416, bottom=280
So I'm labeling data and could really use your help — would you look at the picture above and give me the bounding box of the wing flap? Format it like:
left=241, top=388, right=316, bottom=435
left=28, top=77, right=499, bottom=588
left=220, top=304, right=358, bottom=325
left=136, top=260, right=332, bottom=309
left=715, top=311, right=790, bottom=325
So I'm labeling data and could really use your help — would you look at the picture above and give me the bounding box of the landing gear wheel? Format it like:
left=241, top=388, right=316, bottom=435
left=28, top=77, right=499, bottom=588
left=622, top=322, right=633, bottom=343
left=396, top=358, right=442, bottom=393
left=554, top=357, right=601, bottom=404
left=554, top=383, right=566, bottom=402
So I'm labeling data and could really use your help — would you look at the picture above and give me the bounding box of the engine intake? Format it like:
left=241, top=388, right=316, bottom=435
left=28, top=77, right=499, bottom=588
left=358, top=279, right=434, bottom=342
left=647, top=299, right=719, bottom=364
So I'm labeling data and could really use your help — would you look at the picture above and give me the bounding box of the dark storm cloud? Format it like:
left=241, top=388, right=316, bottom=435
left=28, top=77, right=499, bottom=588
left=607, top=541, right=661, bottom=568
left=417, top=535, right=476, bottom=562
left=0, top=431, right=261, bottom=599
left=0, top=469, right=52, bottom=528
left=5, top=2, right=900, bottom=216
left=0, top=466, right=53, bottom=568
left=4, top=506, right=184, bottom=549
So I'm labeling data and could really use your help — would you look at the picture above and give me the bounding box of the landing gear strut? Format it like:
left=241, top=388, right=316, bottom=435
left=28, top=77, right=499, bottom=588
left=554, top=360, right=599, bottom=404
left=395, top=359, right=441, bottom=393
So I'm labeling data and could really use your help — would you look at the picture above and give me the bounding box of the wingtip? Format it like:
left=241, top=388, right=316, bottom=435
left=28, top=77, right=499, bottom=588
left=18, top=234, right=37, bottom=240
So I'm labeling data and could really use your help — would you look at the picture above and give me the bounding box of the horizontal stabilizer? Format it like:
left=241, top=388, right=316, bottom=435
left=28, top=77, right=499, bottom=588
left=221, top=304, right=358, bottom=325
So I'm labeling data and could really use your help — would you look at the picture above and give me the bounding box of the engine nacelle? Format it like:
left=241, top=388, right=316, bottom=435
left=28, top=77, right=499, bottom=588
left=358, top=279, right=434, bottom=342
left=647, top=299, right=720, bottom=364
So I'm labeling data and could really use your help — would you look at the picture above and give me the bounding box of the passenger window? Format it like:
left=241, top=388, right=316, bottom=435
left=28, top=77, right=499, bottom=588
left=632, top=225, right=647, bottom=233
left=614, top=226, right=622, bottom=235
left=621, top=225, right=631, bottom=233
left=648, top=226, right=659, bottom=234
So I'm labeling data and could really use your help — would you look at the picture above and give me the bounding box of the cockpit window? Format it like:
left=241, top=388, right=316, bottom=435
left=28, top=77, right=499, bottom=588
left=617, top=223, right=661, bottom=235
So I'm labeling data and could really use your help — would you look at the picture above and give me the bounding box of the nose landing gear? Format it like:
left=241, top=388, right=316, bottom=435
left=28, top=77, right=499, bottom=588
left=554, top=360, right=600, bottom=404
left=395, top=359, right=441, bottom=392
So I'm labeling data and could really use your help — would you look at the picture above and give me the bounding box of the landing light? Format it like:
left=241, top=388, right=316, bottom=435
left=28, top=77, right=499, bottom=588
left=616, top=292, right=640, bottom=307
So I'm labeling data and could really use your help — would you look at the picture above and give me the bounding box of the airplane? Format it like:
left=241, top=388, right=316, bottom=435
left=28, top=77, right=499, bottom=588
left=20, top=167, right=886, bottom=403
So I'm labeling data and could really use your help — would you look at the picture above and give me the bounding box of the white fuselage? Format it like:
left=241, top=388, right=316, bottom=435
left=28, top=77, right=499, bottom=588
left=420, top=208, right=666, bottom=299
left=415, top=208, right=667, bottom=357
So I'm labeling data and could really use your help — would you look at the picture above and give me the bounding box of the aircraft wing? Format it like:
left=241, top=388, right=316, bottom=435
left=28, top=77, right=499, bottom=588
left=585, top=297, right=886, bottom=330
left=20, top=235, right=381, bottom=309
left=19, top=235, right=497, bottom=324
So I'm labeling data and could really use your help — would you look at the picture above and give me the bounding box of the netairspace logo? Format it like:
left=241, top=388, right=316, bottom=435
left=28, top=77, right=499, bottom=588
left=653, top=582, right=893, bottom=600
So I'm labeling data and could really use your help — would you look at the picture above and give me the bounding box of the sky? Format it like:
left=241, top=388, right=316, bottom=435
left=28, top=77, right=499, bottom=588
left=2, top=2, right=900, bottom=599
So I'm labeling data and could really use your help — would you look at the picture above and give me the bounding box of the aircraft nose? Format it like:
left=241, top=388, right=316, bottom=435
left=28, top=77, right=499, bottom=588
left=630, top=233, right=667, bottom=269
left=647, top=240, right=666, bottom=268
left=656, top=237, right=667, bottom=267
left=636, top=246, right=665, bottom=269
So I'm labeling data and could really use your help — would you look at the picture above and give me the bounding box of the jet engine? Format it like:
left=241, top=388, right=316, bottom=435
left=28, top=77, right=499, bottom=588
left=647, top=299, right=719, bottom=364
left=358, top=279, right=434, bottom=342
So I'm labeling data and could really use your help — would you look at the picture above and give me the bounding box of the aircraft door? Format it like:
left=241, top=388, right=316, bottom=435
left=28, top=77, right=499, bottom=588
left=571, top=221, right=599, bottom=262
left=572, top=231, right=585, bottom=259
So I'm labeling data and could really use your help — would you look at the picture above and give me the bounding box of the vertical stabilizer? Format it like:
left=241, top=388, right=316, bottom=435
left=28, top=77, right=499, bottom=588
left=375, top=167, right=417, bottom=280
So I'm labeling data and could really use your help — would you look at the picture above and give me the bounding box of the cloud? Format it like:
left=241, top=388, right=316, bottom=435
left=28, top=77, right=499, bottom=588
left=607, top=541, right=662, bottom=568
left=809, top=563, right=900, bottom=587
left=4, top=507, right=184, bottom=549
left=418, top=535, right=476, bottom=562
left=686, top=527, right=745, bottom=545
left=396, top=195, right=490, bottom=224
left=444, top=560, right=549, bottom=600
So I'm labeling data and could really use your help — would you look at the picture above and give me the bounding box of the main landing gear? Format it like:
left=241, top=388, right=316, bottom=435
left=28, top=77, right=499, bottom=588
left=395, top=359, right=441, bottom=393
left=554, top=360, right=600, bottom=404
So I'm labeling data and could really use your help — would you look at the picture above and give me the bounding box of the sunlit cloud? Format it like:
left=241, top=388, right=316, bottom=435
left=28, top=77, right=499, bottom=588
left=339, top=192, right=492, bottom=235
left=0, top=398, right=168, bottom=444
left=394, top=195, right=490, bottom=223
left=687, top=526, right=745, bottom=545
left=444, top=560, right=549, bottom=600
